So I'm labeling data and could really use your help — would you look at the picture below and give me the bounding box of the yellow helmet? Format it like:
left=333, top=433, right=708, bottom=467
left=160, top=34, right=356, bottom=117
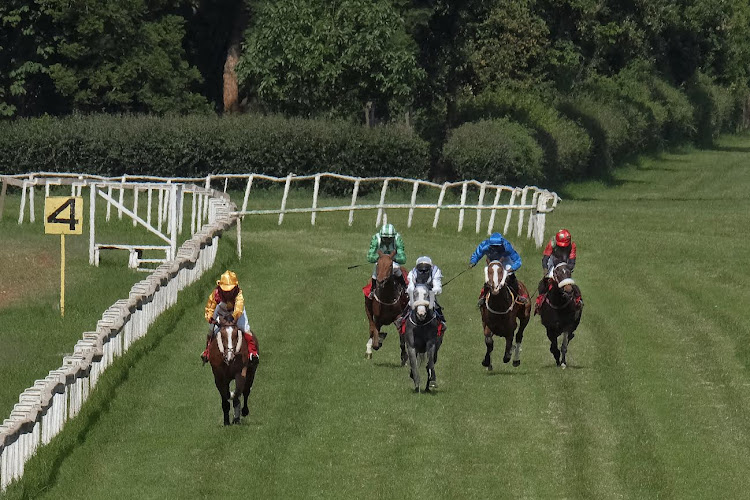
left=217, top=270, right=239, bottom=291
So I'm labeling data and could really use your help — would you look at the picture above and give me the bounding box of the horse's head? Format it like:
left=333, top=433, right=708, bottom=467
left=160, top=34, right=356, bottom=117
left=216, top=314, right=243, bottom=365
left=410, top=283, right=434, bottom=322
left=549, top=262, right=575, bottom=295
left=485, top=260, right=510, bottom=295
left=375, top=250, right=396, bottom=286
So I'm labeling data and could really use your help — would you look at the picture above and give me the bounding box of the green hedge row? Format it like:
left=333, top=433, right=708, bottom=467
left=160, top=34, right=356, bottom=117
left=456, top=89, right=592, bottom=182
left=442, top=119, right=543, bottom=185
left=0, top=114, right=430, bottom=191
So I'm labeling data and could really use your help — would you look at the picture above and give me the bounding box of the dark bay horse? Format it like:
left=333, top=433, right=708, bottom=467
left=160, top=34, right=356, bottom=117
left=404, top=284, right=441, bottom=393
left=209, top=313, right=259, bottom=425
left=539, top=262, right=582, bottom=368
left=364, top=250, right=408, bottom=363
left=479, top=261, right=531, bottom=370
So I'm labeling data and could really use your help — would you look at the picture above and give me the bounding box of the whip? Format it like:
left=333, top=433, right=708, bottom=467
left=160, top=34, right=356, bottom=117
left=442, top=264, right=474, bottom=287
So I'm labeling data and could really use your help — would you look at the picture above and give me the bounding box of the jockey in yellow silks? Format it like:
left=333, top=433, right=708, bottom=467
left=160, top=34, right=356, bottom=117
left=201, top=270, right=257, bottom=363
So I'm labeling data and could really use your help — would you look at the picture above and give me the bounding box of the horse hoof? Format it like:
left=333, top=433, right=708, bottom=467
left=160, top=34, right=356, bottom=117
left=232, top=417, right=240, bottom=425
left=401, top=354, right=408, bottom=367
left=512, top=360, right=521, bottom=367
left=414, top=387, right=420, bottom=393
left=242, top=407, right=249, bottom=417
left=503, top=356, right=511, bottom=364
left=223, top=420, right=230, bottom=426
left=487, top=364, right=493, bottom=372
left=365, top=352, right=372, bottom=360
left=481, top=359, right=490, bottom=368
left=428, top=380, right=437, bottom=389
left=561, top=362, right=567, bottom=369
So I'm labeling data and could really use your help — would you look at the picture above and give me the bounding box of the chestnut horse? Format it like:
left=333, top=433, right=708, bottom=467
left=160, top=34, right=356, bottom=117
left=539, top=262, right=582, bottom=368
left=208, top=313, right=259, bottom=425
left=404, top=284, right=441, bottom=392
left=479, top=261, right=531, bottom=370
left=364, top=250, right=408, bottom=363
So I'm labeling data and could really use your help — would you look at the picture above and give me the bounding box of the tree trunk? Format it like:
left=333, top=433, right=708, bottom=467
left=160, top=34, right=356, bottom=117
left=223, top=3, right=248, bottom=114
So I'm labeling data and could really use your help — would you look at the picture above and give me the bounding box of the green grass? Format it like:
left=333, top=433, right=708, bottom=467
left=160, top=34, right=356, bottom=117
left=4, top=135, right=750, bottom=498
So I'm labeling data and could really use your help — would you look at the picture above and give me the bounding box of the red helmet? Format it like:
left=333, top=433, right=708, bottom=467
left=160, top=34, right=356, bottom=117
left=555, top=229, right=572, bottom=247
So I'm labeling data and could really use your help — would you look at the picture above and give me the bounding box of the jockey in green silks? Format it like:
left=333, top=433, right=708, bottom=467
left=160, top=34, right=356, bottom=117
left=367, top=223, right=407, bottom=296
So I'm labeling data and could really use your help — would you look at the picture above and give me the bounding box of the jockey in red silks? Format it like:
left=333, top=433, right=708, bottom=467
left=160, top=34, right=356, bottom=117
left=470, top=232, right=528, bottom=307
left=201, top=270, right=258, bottom=363
left=535, top=229, right=582, bottom=313
left=363, top=223, right=408, bottom=298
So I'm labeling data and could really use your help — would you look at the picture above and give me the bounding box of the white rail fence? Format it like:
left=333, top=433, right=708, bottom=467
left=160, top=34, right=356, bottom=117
left=228, top=173, right=560, bottom=253
left=0, top=181, right=237, bottom=491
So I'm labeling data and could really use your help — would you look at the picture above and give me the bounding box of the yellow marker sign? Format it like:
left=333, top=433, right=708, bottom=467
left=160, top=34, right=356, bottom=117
left=44, top=197, right=84, bottom=317
left=44, top=196, right=83, bottom=235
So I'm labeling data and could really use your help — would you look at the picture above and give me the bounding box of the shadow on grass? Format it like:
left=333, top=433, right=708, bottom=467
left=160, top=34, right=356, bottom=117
left=373, top=361, right=405, bottom=369
left=711, top=145, right=750, bottom=153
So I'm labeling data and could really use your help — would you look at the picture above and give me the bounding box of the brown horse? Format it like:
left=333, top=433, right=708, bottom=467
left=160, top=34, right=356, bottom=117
left=364, top=250, right=408, bottom=363
left=539, top=262, right=582, bottom=368
left=208, top=313, right=259, bottom=425
left=479, top=261, right=531, bottom=370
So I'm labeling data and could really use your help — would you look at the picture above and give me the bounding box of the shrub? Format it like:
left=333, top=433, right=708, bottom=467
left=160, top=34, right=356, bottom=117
left=442, top=119, right=543, bottom=185
left=0, top=114, right=430, bottom=193
left=457, top=89, right=591, bottom=182
left=557, top=95, right=630, bottom=176
left=686, top=72, right=735, bottom=147
left=648, top=77, right=695, bottom=144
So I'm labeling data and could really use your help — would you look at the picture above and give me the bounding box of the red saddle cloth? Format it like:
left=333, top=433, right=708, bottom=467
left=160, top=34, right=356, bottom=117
left=362, top=273, right=410, bottom=298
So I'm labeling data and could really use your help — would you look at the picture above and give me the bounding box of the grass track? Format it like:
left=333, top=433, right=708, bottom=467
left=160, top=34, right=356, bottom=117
left=4, top=135, right=750, bottom=498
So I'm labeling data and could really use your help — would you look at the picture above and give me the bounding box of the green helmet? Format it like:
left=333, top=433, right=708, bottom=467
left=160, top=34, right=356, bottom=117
left=380, top=223, right=396, bottom=238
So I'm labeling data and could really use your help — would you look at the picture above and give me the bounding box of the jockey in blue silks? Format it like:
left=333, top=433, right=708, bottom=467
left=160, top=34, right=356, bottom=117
left=470, top=232, right=528, bottom=306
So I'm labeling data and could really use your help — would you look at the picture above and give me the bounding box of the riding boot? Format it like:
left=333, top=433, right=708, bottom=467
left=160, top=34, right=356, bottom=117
left=369, top=277, right=376, bottom=299
left=200, top=334, right=211, bottom=363
left=477, top=285, right=487, bottom=308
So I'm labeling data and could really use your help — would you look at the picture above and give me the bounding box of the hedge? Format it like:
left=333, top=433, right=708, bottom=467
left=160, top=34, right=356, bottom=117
left=686, top=72, right=736, bottom=147
left=442, top=119, right=543, bottom=185
left=457, top=89, right=591, bottom=182
left=0, top=114, right=430, bottom=192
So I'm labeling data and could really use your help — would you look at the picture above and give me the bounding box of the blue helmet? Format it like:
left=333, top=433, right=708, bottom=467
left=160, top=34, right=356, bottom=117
left=488, top=233, right=506, bottom=248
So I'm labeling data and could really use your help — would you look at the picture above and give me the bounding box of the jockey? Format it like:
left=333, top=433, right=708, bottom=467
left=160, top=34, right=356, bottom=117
left=536, top=228, right=582, bottom=312
left=201, top=270, right=256, bottom=363
left=470, top=232, right=528, bottom=306
left=366, top=223, right=407, bottom=297
left=401, top=256, right=447, bottom=334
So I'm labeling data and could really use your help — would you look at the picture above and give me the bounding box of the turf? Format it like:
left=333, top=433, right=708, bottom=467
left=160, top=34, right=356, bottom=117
left=3, top=135, right=750, bottom=499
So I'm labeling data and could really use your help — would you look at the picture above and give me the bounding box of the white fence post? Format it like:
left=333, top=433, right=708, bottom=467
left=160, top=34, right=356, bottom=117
left=432, top=182, right=448, bottom=229
left=89, top=183, right=96, bottom=265
left=311, top=174, right=320, bottom=226
left=458, top=181, right=468, bottom=232
left=517, top=187, right=528, bottom=237
left=475, top=181, right=487, bottom=234
left=407, top=180, right=419, bottom=228
left=376, top=179, right=389, bottom=228
left=241, top=175, right=254, bottom=214
left=348, top=179, right=360, bottom=227
left=279, top=173, right=293, bottom=225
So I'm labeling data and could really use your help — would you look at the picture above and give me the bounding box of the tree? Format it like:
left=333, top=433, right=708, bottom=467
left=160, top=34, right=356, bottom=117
left=236, top=0, right=424, bottom=121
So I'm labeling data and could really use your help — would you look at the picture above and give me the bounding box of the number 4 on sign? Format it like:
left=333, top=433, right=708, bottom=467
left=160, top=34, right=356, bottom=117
left=44, top=197, right=84, bottom=317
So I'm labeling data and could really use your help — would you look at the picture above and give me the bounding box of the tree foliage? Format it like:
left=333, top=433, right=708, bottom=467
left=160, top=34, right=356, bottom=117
left=236, top=0, right=424, bottom=120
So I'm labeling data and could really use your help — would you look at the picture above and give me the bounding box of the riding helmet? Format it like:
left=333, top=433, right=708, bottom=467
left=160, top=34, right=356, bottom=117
left=217, top=270, right=239, bottom=291
left=555, top=229, right=572, bottom=247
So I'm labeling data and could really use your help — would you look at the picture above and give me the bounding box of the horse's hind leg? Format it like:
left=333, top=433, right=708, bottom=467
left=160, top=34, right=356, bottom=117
left=242, top=358, right=259, bottom=417
left=425, top=342, right=437, bottom=392
left=482, top=331, right=494, bottom=371
left=407, top=346, right=420, bottom=393
left=400, top=334, right=408, bottom=366
left=215, top=382, right=231, bottom=426
left=502, top=335, right=513, bottom=364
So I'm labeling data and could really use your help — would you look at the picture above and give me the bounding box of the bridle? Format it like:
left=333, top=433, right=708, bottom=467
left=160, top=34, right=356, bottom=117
left=544, top=263, right=575, bottom=310
left=484, top=262, right=515, bottom=315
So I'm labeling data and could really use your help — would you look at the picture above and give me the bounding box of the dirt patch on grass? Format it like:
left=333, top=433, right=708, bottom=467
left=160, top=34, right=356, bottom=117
left=0, top=240, right=57, bottom=309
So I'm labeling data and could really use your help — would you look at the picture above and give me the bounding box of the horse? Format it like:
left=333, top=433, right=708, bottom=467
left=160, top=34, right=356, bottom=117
left=208, top=312, right=259, bottom=425
left=479, top=260, right=531, bottom=370
left=364, top=250, right=408, bottom=363
left=404, top=284, right=442, bottom=393
left=539, top=262, right=582, bottom=368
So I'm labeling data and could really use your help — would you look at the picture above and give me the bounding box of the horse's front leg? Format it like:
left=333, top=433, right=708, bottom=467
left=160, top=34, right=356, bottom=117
left=482, top=327, right=494, bottom=371
left=547, top=328, right=561, bottom=366
left=406, top=331, right=420, bottom=393
left=560, top=330, right=570, bottom=369
left=214, top=377, right=231, bottom=426
left=232, top=371, right=244, bottom=424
